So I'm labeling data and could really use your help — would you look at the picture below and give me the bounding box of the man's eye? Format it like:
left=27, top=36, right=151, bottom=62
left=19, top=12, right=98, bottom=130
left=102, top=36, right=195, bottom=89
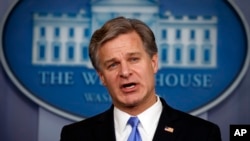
left=130, top=57, right=139, bottom=62
left=108, top=63, right=118, bottom=69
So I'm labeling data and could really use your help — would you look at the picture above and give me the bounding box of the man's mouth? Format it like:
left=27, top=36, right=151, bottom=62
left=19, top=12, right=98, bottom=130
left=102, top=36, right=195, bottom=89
left=120, top=82, right=137, bottom=92
left=122, top=83, right=136, bottom=89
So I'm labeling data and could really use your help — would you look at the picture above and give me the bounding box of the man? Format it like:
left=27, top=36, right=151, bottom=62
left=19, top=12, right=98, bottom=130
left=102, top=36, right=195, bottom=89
left=60, top=17, right=221, bottom=141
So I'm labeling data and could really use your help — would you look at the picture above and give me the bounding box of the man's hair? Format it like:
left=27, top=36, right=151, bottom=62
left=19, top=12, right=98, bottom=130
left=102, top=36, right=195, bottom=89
left=89, top=16, right=158, bottom=71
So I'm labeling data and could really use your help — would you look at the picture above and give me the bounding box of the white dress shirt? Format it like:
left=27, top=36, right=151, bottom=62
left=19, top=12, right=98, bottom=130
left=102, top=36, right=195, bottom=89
left=114, top=96, right=163, bottom=141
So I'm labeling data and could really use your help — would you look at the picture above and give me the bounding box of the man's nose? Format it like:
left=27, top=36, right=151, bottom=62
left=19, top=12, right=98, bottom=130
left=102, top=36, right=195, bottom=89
left=119, top=62, right=131, bottom=78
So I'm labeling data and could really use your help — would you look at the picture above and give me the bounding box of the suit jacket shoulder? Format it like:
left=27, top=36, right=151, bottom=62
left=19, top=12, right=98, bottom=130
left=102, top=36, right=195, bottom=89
left=153, top=98, right=222, bottom=141
left=60, top=106, right=116, bottom=141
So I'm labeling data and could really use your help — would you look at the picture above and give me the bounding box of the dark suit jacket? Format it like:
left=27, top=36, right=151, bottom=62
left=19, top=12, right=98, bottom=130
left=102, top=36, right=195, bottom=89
left=60, top=98, right=221, bottom=141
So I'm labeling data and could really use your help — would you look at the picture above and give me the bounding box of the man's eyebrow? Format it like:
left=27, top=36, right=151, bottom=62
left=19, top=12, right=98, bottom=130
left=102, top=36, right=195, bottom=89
left=127, top=52, right=142, bottom=56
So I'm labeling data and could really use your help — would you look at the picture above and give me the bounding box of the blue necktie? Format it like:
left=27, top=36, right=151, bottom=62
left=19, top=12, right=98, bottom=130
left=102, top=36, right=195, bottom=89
left=127, top=117, right=142, bottom=141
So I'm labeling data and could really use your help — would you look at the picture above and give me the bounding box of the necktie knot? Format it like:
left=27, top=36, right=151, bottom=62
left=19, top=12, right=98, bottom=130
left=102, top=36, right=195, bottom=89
left=128, top=117, right=139, bottom=127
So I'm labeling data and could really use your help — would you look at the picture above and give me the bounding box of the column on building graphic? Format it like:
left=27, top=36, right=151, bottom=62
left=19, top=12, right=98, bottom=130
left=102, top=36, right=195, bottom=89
left=32, top=10, right=92, bottom=68
left=157, top=12, right=217, bottom=68
left=91, top=0, right=159, bottom=34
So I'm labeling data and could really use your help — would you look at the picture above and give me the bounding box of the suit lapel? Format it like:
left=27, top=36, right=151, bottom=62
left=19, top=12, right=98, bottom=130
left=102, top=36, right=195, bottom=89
left=153, top=98, right=180, bottom=141
left=94, top=106, right=116, bottom=141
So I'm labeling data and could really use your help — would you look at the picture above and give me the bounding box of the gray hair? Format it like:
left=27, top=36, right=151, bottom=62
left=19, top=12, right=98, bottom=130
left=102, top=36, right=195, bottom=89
left=89, top=16, right=158, bottom=71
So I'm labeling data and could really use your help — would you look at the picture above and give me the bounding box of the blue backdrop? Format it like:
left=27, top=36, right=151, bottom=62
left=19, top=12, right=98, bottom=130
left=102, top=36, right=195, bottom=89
left=0, top=0, right=249, bottom=141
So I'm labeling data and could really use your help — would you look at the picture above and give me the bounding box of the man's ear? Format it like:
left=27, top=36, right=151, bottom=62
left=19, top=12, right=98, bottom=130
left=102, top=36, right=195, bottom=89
left=151, top=54, right=159, bottom=73
left=98, top=71, right=106, bottom=86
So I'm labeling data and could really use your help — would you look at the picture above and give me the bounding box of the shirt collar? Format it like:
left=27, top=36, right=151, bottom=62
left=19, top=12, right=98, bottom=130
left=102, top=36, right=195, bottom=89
left=137, top=96, right=162, bottom=135
left=114, top=96, right=162, bottom=135
left=114, top=106, right=131, bottom=134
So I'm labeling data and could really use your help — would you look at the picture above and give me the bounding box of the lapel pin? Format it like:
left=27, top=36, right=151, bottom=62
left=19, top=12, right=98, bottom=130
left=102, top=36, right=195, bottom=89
left=164, top=126, right=174, bottom=133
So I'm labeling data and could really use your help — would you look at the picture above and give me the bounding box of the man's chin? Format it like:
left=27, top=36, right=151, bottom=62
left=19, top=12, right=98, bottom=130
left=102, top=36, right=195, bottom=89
left=124, top=100, right=140, bottom=108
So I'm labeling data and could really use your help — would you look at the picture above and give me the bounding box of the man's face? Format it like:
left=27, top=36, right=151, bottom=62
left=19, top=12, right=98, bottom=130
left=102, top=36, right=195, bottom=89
left=97, top=31, right=158, bottom=114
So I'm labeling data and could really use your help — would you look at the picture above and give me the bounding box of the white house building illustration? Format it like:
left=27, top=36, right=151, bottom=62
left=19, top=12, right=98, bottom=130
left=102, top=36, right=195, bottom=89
left=32, top=0, right=217, bottom=69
